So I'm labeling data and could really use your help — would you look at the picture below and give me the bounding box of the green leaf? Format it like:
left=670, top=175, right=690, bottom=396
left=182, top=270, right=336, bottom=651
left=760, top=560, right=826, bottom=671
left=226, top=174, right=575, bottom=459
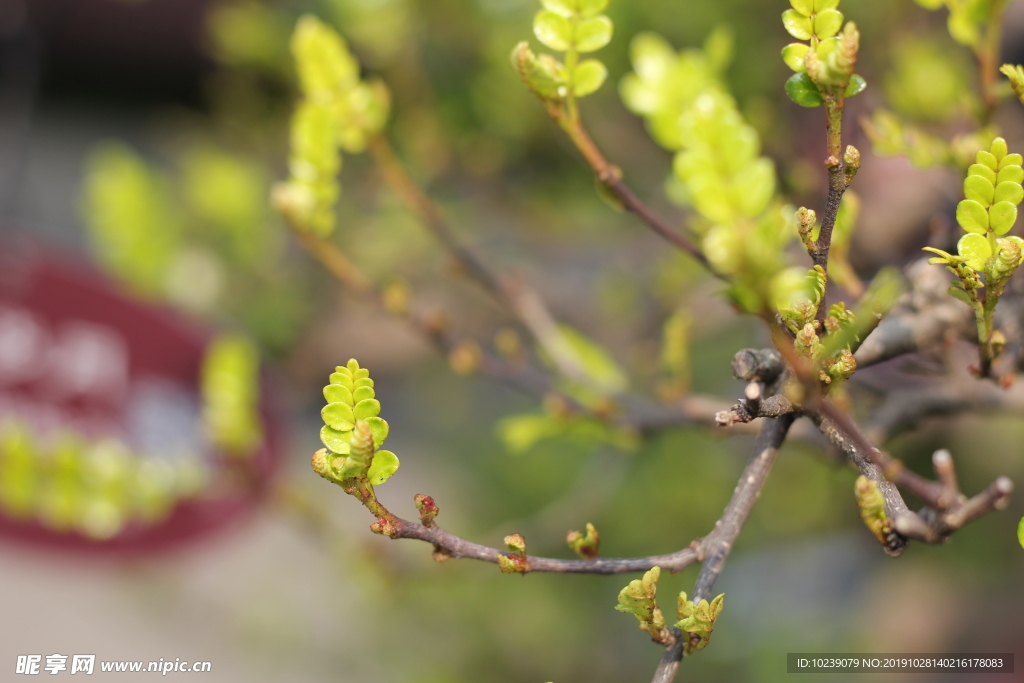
left=353, top=398, right=381, bottom=420
left=969, top=163, right=997, bottom=184
left=813, top=9, right=844, bottom=39
left=781, top=43, right=809, bottom=72
left=329, top=372, right=354, bottom=390
left=964, top=174, right=995, bottom=207
left=956, top=199, right=988, bottom=234
left=321, top=402, right=355, bottom=431
left=1018, top=517, right=1024, bottom=548
left=704, top=25, right=734, bottom=72
left=785, top=73, right=824, bottom=107
left=997, top=165, right=1024, bottom=185
left=731, top=158, right=775, bottom=218
left=977, top=150, right=999, bottom=170
left=364, top=416, right=389, bottom=449
left=575, top=16, right=613, bottom=53
left=352, top=385, right=375, bottom=403
left=320, top=425, right=352, bottom=454
left=994, top=181, right=1024, bottom=206
left=990, top=201, right=1018, bottom=235
left=534, top=10, right=572, bottom=51
left=946, top=285, right=973, bottom=306
left=790, top=0, right=813, bottom=15
left=554, top=324, right=629, bottom=394
left=991, top=137, right=1008, bottom=160
left=540, top=0, right=576, bottom=16
left=572, top=59, right=607, bottom=96
left=1000, top=153, right=1023, bottom=169
left=498, top=413, right=560, bottom=454
left=323, top=384, right=353, bottom=406
left=845, top=74, right=867, bottom=97
left=957, top=232, right=991, bottom=271
left=291, top=16, right=359, bottom=98
left=577, top=0, right=610, bottom=16
left=367, top=450, right=400, bottom=485
left=781, top=9, right=813, bottom=40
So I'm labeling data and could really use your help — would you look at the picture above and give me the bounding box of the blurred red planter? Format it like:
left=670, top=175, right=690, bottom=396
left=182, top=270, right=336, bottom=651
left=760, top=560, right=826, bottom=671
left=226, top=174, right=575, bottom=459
left=0, top=244, right=282, bottom=555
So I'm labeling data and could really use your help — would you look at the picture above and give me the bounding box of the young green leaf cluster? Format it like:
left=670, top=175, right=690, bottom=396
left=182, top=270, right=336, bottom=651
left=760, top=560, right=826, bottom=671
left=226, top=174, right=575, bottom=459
left=614, top=566, right=726, bottom=654
left=566, top=522, right=600, bottom=559
left=201, top=333, right=262, bottom=457
left=498, top=533, right=531, bottom=574
left=1001, top=64, right=1024, bottom=107
left=314, top=359, right=399, bottom=486
left=774, top=266, right=858, bottom=385
left=273, top=16, right=390, bottom=236
left=621, top=35, right=795, bottom=313
left=676, top=591, right=725, bottom=655
left=511, top=0, right=612, bottom=114
left=614, top=566, right=667, bottom=642
left=781, top=0, right=865, bottom=107
left=862, top=109, right=995, bottom=170
left=924, top=138, right=1024, bottom=375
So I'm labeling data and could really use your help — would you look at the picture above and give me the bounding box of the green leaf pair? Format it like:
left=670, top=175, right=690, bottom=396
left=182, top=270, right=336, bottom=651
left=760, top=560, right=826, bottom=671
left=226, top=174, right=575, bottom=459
left=318, top=359, right=399, bottom=486
left=515, top=0, right=613, bottom=103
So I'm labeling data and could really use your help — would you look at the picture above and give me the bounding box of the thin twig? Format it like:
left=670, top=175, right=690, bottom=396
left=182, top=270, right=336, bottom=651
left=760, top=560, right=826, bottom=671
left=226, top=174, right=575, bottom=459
left=553, top=113, right=724, bottom=279
left=368, top=135, right=596, bottom=384
left=385, top=515, right=700, bottom=574
left=812, top=400, right=1013, bottom=545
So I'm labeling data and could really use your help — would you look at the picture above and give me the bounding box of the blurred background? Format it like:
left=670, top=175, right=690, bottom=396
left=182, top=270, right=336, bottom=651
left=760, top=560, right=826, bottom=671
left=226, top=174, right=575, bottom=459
left=2, top=0, right=1024, bottom=681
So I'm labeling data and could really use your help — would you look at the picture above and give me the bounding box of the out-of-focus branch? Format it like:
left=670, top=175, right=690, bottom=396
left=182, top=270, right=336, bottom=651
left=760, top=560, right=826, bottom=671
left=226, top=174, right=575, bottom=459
left=368, top=135, right=597, bottom=384
left=855, top=259, right=975, bottom=368
left=550, top=112, right=723, bottom=280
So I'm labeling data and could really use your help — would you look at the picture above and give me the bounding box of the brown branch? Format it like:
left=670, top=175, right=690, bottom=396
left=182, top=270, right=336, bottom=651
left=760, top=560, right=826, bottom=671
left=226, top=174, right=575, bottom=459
left=812, top=400, right=1014, bottom=547
left=731, top=348, right=786, bottom=384
left=368, top=135, right=598, bottom=385
left=650, top=629, right=684, bottom=683
left=715, top=388, right=797, bottom=426
left=691, top=415, right=795, bottom=601
left=331, top=415, right=793, bottom=585
left=384, top=515, right=700, bottom=574
left=553, top=114, right=723, bottom=280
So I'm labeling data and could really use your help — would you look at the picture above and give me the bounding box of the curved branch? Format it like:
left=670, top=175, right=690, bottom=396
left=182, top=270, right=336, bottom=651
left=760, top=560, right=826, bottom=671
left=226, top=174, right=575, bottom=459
left=812, top=400, right=1013, bottom=547
left=387, top=516, right=699, bottom=574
